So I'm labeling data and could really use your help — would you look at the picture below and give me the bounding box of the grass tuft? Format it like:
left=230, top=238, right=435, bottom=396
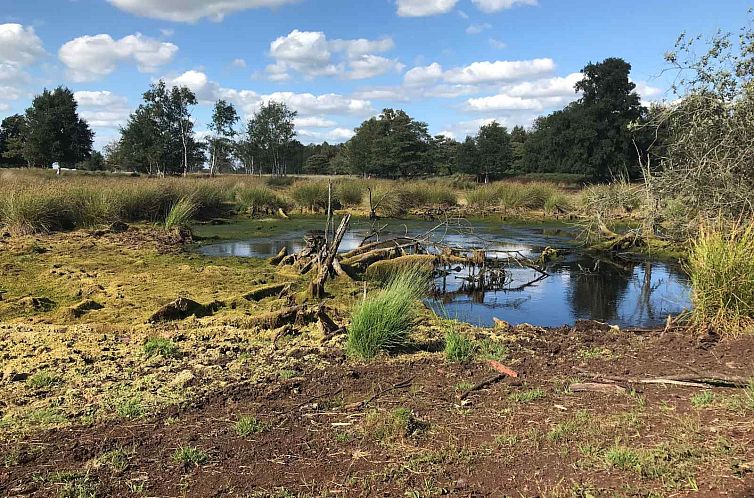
left=172, top=446, right=208, bottom=467
left=143, top=338, right=180, bottom=358
left=687, top=221, right=754, bottom=334
left=346, top=269, right=428, bottom=360
left=236, top=416, right=266, bottom=437
left=164, top=197, right=197, bottom=230
left=444, top=327, right=476, bottom=363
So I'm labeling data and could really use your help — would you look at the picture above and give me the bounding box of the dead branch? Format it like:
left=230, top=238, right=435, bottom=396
left=345, top=376, right=415, bottom=411
left=457, top=373, right=507, bottom=400
left=574, top=368, right=751, bottom=388
left=310, top=214, right=351, bottom=298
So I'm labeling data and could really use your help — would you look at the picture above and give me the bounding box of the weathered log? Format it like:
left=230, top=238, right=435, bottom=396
left=332, top=258, right=352, bottom=280
left=365, top=254, right=438, bottom=280
left=570, top=382, right=627, bottom=394
left=242, top=282, right=291, bottom=302
left=249, top=305, right=305, bottom=329
left=310, top=214, right=351, bottom=298
left=341, top=237, right=417, bottom=260
left=278, top=254, right=296, bottom=266
left=268, top=246, right=288, bottom=265
left=340, top=246, right=403, bottom=268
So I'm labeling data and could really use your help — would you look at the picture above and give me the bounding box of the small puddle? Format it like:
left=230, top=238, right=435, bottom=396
left=196, top=218, right=691, bottom=329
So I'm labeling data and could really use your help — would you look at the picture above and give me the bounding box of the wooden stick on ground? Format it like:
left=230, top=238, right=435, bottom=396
left=457, top=373, right=507, bottom=401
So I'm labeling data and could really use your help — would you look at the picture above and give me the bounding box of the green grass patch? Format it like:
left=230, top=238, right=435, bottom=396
left=164, top=197, right=197, bottom=230
left=346, top=269, right=427, bottom=360
left=509, top=388, right=546, bottom=403
left=444, top=327, right=476, bottom=363
left=143, top=338, right=180, bottom=358
left=26, top=370, right=61, bottom=389
left=235, top=416, right=266, bottom=437
left=116, top=397, right=144, bottom=419
left=690, top=390, right=715, bottom=408
left=687, top=222, right=754, bottom=334
left=172, top=445, right=208, bottom=467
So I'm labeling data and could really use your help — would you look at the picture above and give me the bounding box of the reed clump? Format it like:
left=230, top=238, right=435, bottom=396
left=687, top=221, right=754, bottom=334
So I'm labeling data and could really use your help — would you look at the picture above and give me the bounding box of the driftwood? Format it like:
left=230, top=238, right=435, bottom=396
left=457, top=373, right=507, bottom=400
left=242, top=282, right=290, bottom=301
left=310, top=214, right=351, bottom=298
left=345, top=376, right=415, bottom=411
left=570, top=382, right=627, bottom=394
left=268, top=246, right=288, bottom=265
left=341, top=237, right=418, bottom=260
left=331, top=258, right=351, bottom=279
left=575, top=368, right=751, bottom=389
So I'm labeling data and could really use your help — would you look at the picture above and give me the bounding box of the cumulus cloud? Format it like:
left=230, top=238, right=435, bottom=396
left=488, top=37, right=507, bottom=49
left=267, top=30, right=398, bottom=80
left=396, top=0, right=458, bottom=17
left=403, top=62, right=443, bottom=86
left=444, top=58, right=555, bottom=84
left=470, top=0, right=537, bottom=13
left=298, top=127, right=355, bottom=143
left=295, top=116, right=337, bottom=128
left=107, top=0, right=299, bottom=22
left=634, top=81, right=663, bottom=101
left=74, top=90, right=131, bottom=129
left=0, top=24, right=45, bottom=66
left=232, top=58, right=247, bottom=68
left=162, top=70, right=374, bottom=118
left=464, top=73, right=582, bottom=112
left=0, top=24, right=45, bottom=104
left=59, top=33, right=178, bottom=82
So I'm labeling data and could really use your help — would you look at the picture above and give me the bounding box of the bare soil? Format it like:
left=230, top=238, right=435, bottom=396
left=3, top=326, right=754, bottom=498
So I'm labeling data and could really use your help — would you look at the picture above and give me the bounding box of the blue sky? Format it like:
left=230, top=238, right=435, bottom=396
left=0, top=0, right=749, bottom=149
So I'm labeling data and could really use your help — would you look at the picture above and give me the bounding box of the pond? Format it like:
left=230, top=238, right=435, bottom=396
left=196, top=217, right=691, bottom=329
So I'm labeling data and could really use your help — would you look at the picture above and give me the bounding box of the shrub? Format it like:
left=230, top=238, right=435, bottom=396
left=164, top=197, right=197, bottom=230
left=235, top=185, right=285, bottom=215
left=687, top=222, right=754, bottom=334
left=335, top=180, right=365, bottom=207
left=26, top=371, right=61, bottom=389
left=291, top=181, right=331, bottom=212
left=0, top=187, right=70, bottom=234
left=346, top=269, right=428, bottom=359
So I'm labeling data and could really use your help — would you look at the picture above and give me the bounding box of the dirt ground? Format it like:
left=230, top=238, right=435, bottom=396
left=1, top=225, right=754, bottom=497
left=2, top=326, right=754, bottom=498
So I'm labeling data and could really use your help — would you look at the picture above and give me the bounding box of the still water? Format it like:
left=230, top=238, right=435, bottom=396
left=197, top=218, right=691, bottom=329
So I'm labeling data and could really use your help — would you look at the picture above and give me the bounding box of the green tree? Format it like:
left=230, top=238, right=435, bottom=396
left=117, top=81, right=204, bottom=175
left=76, top=150, right=106, bottom=171
left=456, top=136, right=480, bottom=178
left=510, top=125, right=528, bottom=173
left=430, top=135, right=460, bottom=176
left=345, top=109, right=431, bottom=178
left=522, top=58, right=644, bottom=181
left=22, top=87, right=93, bottom=167
left=475, top=121, right=513, bottom=182
left=0, top=114, right=29, bottom=167
left=208, top=99, right=239, bottom=176
left=245, top=101, right=297, bottom=176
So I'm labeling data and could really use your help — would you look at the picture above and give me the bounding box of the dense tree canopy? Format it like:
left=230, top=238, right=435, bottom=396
left=345, top=109, right=432, bottom=178
left=114, top=81, right=204, bottom=175
left=522, top=58, right=645, bottom=181
left=0, top=88, right=93, bottom=168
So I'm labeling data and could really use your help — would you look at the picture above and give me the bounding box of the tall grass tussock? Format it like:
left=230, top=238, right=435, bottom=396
left=687, top=221, right=754, bottom=334
left=346, top=269, right=429, bottom=359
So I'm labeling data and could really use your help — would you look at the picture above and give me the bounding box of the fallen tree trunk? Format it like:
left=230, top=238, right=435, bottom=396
left=269, top=246, right=288, bottom=265
left=242, top=282, right=290, bottom=301
left=341, top=237, right=418, bottom=260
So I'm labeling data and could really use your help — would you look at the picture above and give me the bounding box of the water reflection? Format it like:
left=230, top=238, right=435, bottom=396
left=198, top=219, right=691, bottom=328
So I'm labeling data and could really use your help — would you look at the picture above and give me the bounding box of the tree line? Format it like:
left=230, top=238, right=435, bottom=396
left=0, top=56, right=659, bottom=181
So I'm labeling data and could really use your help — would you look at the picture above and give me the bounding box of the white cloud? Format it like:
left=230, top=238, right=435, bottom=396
left=0, top=24, right=45, bottom=66
left=347, top=55, right=403, bottom=80
left=403, top=62, right=443, bottom=86
left=74, top=90, right=131, bottom=129
left=466, top=23, right=492, bottom=35
left=59, top=33, right=178, bottom=82
left=0, top=102, right=9, bottom=112
left=471, top=0, right=537, bottom=13
left=634, top=81, right=663, bottom=101
left=267, top=30, right=397, bottom=80
left=488, top=37, right=507, bottom=49
left=0, top=24, right=45, bottom=105
left=397, top=0, right=458, bottom=17
left=464, top=73, right=582, bottom=112
left=107, top=0, right=299, bottom=22
left=232, top=58, right=247, bottom=68
left=298, top=127, right=355, bottom=143
left=295, top=116, right=337, bottom=128
left=352, top=87, right=411, bottom=101
left=444, top=58, right=555, bottom=84
left=162, top=70, right=374, bottom=119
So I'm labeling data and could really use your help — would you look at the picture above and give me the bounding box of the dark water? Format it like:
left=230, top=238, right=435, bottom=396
left=197, top=218, right=691, bottom=328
